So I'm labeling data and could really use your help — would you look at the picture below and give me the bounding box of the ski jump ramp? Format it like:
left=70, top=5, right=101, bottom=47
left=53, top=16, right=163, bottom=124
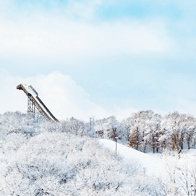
left=16, top=84, right=59, bottom=122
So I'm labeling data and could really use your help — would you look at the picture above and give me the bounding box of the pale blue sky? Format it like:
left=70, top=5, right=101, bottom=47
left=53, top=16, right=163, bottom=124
left=1, top=0, right=196, bottom=119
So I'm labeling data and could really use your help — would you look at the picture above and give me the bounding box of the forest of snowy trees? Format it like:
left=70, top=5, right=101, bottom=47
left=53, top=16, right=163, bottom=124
left=0, top=111, right=168, bottom=195
left=1, top=111, right=196, bottom=195
left=2, top=110, right=196, bottom=154
left=93, top=110, right=196, bottom=153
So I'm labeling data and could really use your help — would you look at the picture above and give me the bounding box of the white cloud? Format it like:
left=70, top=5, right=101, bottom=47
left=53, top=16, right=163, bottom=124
left=65, top=0, right=102, bottom=20
left=0, top=71, right=137, bottom=120
left=0, top=1, right=173, bottom=66
left=0, top=18, right=172, bottom=59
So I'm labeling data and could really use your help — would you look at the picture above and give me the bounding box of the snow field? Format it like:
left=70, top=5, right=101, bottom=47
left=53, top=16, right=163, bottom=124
left=99, top=139, right=165, bottom=176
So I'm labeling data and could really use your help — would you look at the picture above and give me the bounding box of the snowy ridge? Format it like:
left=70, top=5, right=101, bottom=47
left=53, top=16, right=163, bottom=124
left=1, top=112, right=196, bottom=195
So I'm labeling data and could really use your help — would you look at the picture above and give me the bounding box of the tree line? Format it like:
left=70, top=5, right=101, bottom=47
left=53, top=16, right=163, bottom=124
left=1, top=110, right=196, bottom=153
left=93, top=110, right=196, bottom=153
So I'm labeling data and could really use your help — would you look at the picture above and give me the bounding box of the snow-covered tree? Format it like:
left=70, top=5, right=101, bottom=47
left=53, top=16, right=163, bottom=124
left=145, top=113, right=162, bottom=153
left=129, top=110, right=155, bottom=152
left=161, top=112, right=192, bottom=151
left=94, top=116, right=118, bottom=140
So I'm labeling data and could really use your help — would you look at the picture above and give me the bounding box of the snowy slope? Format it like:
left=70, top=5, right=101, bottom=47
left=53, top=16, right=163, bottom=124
left=99, top=139, right=165, bottom=177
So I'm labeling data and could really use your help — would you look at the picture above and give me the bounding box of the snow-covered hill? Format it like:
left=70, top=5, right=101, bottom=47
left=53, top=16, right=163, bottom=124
left=100, top=139, right=196, bottom=196
left=1, top=112, right=196, bottom=195
left=0, top=132, right=168, bottom=196
left=0, top=112, right=168, bottom=195
left=99, top=139, right=165, bottom=176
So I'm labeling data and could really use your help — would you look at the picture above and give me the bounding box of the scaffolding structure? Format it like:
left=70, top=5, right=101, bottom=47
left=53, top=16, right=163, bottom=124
left=17, top=84, right=59, bottom=122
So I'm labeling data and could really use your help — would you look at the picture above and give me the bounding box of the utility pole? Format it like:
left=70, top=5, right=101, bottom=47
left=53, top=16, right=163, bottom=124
left=90, top=117, right=92, bottom=131
left=115, top=136, right=118, bottom=155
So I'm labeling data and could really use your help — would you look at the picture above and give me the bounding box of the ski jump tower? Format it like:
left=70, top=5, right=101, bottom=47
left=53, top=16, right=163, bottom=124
left=16, top=84, right=59, bottom=122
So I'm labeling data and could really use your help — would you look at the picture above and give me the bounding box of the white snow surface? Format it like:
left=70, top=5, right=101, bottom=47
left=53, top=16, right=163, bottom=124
left=99, top=139, right=165, bottom=176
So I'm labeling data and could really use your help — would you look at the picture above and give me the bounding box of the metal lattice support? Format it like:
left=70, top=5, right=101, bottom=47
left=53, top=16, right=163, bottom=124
left=17, top=84, right=59, bottom=122
left=27, top=95, right=46, bottom=119
left=27, top=96, right=36, bottom=117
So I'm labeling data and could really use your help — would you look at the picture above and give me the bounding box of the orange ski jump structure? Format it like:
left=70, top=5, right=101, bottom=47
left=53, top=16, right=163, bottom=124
left=16, top=84, right=59, bottom=122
